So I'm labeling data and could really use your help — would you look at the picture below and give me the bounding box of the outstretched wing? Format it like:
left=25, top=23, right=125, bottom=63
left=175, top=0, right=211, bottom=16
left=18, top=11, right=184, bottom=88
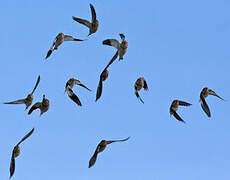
left=106, top=137, right=130, bottom=144
left=178, top=100, right=192, bottom=106
left=66, top=87, right=82, bottom=106
left=64, top=35, right=84, bottom=42
left=171, top=109, right=185, bottom=123
left=72, top=16, right=91, bottom=29
left=208, top=89, right=224, bottom=100
left=17, top=128, right=35, bottom=146
left=9, top=156, right=15, bottom=179
left=28, top=102, right=42, bottom=115
left=4, top=99, right=26, bottom=105
left=76, top=82, right=92, bottom=91
left=90, top=4, right=97, bottom=22
left=200, top=96, right=211, bottom=117
left=135, top=91, right=144, bottom=104
left=96, top=78, right=103, bottom=102
left=45, top=36, right=58, bottom=59
left=45, top=50, right=53, bottom=59
left=103, top=39, right=120, bottom=50
left=105, top=51, right=119, bottom=69
left=143, top=79, right=148, bottom=91
left=31, top=75, right=40, bottom=94
left=88, top=150, right=98, bottom=168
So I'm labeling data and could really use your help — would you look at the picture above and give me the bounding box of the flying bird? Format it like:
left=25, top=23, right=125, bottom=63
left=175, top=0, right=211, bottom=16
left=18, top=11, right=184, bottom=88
left=28, top=95, right=50, bottom=116
left=4, top=75, right=40, bottom=110
left=96, top=68, right=109, bottom=101
left=9, top=128, right=34, bottom=179
left=45, top=32, right=84, bottom=59
left=200, top=87, right=224, bottom=117
left=65, top=78, right=91, bottom=106
left=72, top=4, right=99, bottom=36
left=134, top=77, right=148, bottom=104
left=89, top=137, right=130, bottom=168
left=102, top=33, right=128, bottom=67
left=169, top=100, right=192, bottom=123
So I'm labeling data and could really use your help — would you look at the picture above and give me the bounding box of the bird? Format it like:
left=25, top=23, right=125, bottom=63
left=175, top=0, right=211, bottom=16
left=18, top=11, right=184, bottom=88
left=72, top=4, right=99, bottom=36
left=65, top=78, right=91, bottom=106
left=65, top=78, right=91, bottom=92
left=134, top=77, right=148, bottom=104
left=88, top=137, right=130, bottom=168
left=9, top=128, right=34, bottom=179
left=45, top=32, right=84, bottom=59
left=4, top=75, right=40, bottom=110
left=102, top=33, right=128, bottom=66
left=169, top=100, right=192, bottom=123
left=200, top=87, right=224, bottom=117
left=28, top=95, right=50, bottom=116
left=96, top=68, right=109, bottom=101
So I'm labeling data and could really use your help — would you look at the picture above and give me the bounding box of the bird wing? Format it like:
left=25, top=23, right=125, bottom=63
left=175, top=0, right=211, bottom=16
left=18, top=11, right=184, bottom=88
left=17, top=128, right=35, bottom=146
left=45, top=35, right=59, bottom=59
left=171, top=109, right=185, bottom=123
left=208, top=89, right=224, bottom=100
left=105, top=51, right=119, bottom=69
left=178, top=100, right=192, bottom=106
left=45, top=50, right=53, bottom=59
left=66, top=87, right=82, bottom=106
left=103, top=39, right=120, bottom=50
left=135, top=91, right=144, bottom=104
left=72, top=16, right=91, bottom=28
left=9, top=156, right=15, bottom=179
left=106, top=137, right=130, bottom=144
left=90, top=4, right=97, bottom=22
left=31, top=75, right=40, bottom=94
left=28, top=102, right=42, bottom=115
left=88, top=150, right=98, bottom=168
left=96, top=78, right=103, bottom=102
left=64, top=35, right=84, bottom=42
left=143, top=79, right=148, bottom=91
left=76, top=81, right=92, bottom=91
left=200, top=96, right=211, bottom=117
left=4, top=98, right=26, bottom=105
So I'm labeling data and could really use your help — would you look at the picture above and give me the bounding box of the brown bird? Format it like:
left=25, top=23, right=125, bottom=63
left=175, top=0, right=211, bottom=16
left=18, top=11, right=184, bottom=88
left=65, top=78, right=91, bottom=106
left=200, top=87, right=224, bottom=117
left=72, top=4, right=99, bottom=36
left=9, top=128, right=34, bottom=179
left=89, top=137, right=130, bottom=168
left=96, top=68, right=109, bottom=101
left=134, top=77, right=148, bottom=104
left=28, top=95, right=50, bottom=116
left=169, top=100, right=192, bottom=123
left=102, top=34, right=128, bottom=66
left=45, top=32, right=84, bottom=59
left=4, top=76, right=40, bottom=110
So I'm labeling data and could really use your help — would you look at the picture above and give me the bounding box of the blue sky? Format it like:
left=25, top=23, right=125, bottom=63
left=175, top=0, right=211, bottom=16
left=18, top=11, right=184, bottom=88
left=1, top=0, right=230, bottom=179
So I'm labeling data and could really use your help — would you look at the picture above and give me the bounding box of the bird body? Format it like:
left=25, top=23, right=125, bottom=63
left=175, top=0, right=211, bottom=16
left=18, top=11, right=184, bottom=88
left=96, top=69, right=109, bottom=101
left=134, top=77, right=148, bottom=104
left=4, top=76, right=40, bottom=110
left=28, top=95, right=49, bottom=116
left=65, top=78, right=91, bottom=106
left=103, top=34, right=128, bottom=64
left=169, top=100, right=192, bottom=123
left=46, top=33, right=84, bottom=59
left=200, top=87, right=224, bottom=117
left=88, top=137, right=130, bottom=168
left=9, top=128, right=34, bottom=179
left=72, top=4, right=99, bottom=36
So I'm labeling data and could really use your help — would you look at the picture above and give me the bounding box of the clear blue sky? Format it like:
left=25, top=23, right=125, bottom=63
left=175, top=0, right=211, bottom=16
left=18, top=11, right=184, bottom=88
left=1, top=0, right=230, bottom=179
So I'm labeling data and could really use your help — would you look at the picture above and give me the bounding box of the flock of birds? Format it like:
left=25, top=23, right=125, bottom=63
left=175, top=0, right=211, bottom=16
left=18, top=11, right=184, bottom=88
left=3, top=3, right=225, bottom=179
